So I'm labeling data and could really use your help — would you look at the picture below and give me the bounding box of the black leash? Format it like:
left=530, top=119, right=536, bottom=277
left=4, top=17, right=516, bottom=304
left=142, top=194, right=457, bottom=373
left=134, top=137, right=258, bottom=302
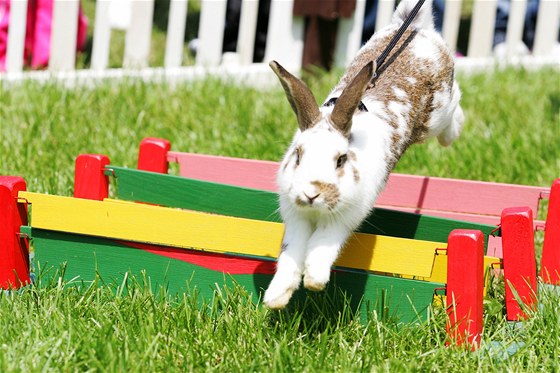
left=322, top=0, right=427, bottom=112
left=373, top=0, right=426, bottom=79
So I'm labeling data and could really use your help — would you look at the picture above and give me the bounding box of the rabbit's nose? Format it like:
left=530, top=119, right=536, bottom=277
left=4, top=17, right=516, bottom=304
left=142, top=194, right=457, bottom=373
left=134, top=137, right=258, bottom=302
left=304, top=192, right=320, bottom=204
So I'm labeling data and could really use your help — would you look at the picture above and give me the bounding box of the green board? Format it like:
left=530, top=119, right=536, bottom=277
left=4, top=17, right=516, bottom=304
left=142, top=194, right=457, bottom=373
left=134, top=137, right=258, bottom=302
left=109, top=166, right=497, bottom=245
left=30, top=228, right=443, bottom=323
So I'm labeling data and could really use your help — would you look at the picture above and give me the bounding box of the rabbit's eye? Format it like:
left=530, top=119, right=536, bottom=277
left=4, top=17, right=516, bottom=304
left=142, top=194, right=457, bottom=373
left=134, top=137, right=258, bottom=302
left=336, top=154, right=348, bottom=169
left=295, top=147, right=302, bottom=166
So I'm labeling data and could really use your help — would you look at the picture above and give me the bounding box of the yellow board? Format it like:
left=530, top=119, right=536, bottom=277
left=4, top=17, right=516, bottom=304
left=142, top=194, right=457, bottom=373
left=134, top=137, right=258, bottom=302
left=413, top=254, right=500, bottom=285
left=20, top=192, right=443, bottom=278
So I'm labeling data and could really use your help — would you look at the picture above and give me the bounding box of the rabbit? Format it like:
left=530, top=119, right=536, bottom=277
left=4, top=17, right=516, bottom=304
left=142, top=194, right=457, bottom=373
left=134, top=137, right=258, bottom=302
left=264, top=0, right=464, bottom=309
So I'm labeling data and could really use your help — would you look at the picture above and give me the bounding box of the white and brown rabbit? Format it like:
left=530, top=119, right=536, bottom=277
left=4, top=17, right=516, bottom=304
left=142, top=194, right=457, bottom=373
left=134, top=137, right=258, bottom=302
left=264, top=0, right=464, bottom=309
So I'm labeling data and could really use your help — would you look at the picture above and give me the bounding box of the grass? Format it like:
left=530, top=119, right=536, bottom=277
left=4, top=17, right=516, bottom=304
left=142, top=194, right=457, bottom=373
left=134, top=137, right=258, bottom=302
left=1, top=67, right=558, bottom=194
left=1, top=275, right=560, bottom=371
left=0, top=67, right=559, bottom=371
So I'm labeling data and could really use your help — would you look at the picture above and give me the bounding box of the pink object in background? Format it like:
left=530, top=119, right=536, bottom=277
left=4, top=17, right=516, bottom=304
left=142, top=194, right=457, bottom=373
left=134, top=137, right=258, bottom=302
left=0, top=0, right=88, bottom=71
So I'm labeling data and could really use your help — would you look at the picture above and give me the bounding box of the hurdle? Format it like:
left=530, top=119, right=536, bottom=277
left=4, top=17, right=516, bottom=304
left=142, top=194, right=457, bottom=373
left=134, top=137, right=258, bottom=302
left=1, top=137, right=558, bottom=348
left=137, top=137, right=560, bottom=319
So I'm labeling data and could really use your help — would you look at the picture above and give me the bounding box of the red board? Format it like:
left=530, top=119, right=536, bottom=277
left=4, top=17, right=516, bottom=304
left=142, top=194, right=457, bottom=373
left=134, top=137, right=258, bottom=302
left=121, top=241, right=276, bottom=275
left=138, top=138, right=171, bottom=173
left=446, top=230, right=484, bottom=348
left=541, top=179, right=560, bottom=284
left=0, top=176, right=30, bottom=289
left=168, top=151, right=279, bottom=192
left=74, top=154, right=110, bottom=200
left=379, top=175, right=544, bottom=221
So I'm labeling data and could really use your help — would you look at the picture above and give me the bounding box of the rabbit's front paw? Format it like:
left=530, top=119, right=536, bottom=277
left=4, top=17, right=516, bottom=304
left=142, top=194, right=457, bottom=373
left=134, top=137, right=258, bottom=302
left=263, top=282, right=295, bottom=309
left=303, top=264, right=330, bottom=291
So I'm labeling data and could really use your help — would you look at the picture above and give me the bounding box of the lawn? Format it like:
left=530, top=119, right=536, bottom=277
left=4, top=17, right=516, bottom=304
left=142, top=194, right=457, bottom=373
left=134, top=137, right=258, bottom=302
left=0, top=66, right=559, bottom=371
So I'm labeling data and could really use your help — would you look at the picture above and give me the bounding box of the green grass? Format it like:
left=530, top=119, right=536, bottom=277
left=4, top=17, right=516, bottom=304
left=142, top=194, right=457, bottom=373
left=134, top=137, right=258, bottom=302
left=1, top=275, right=560, bottom=371
left=1, top=68, right=558, bottom=194
left=1, top=67, right=559, bottom=371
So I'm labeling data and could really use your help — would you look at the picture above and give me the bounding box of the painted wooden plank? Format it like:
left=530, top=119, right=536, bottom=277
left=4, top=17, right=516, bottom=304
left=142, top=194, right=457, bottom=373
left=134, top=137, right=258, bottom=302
left=339, top=233, right=439, bottom=278
left=375, top=0, right=396, bottom=32
left=112, top=165, right=281, bottom=222
left=168, top=151, right=278, bottom=191
left=442, top=0, right=462, bottom=53
left=31, top=228, right=442, bottom=323
left=49, top=0, right=80, bottom=71
left=541, top=179, right=560, bottom=284
left=375, top=205, right=500, bottom=226
left=334, top=0, right=366, bottom=68
left=19, top=191, right=444, bottom=277
left=123, top=240, right=275, bottom=275
left=109, top=166, right=496, bottom=244
left=164, top=0, right=189, bottom=68
left=167, top=152, right=546, bottom=219
left=376, top=204, right=545, bottom=231
left=467, top=0, right=498, bottom=58
left=533, top=0, right=560, bottom=56
left=21, top=191, right=284, bottom=259
left=505, top=0, right=528, bottom=57
left=380, top=173, right=545, bottom=220
left=91, top=0, right=112, bottom=71
left=501, top=206, right=537, bottom=321
left=264, top=0, right=304, bottom=71
left=446, top=230, right=484, bottom=348
left=356, top=204, right=496, bottom=245
left=5, top=0, right=28, bottom=73
left=0, top=177, right=30, bottom=289
left=196, top=0, right=227, bottom=66
left=124, top=0, right=154, bottom=68
left=414, top=251, right=499, bottom=288
left=237, top=0, right=260, bottom=65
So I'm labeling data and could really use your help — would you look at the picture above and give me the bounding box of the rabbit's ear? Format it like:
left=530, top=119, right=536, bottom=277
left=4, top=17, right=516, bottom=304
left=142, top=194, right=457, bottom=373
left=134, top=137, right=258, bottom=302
left=270, top=61, right=321, bottom=131
left=331, top=62, right=374, bottom=137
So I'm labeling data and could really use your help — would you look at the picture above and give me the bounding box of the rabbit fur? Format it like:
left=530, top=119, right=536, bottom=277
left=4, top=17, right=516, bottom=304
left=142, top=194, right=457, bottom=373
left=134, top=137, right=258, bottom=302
left=264, top=0, right=464, bottom=309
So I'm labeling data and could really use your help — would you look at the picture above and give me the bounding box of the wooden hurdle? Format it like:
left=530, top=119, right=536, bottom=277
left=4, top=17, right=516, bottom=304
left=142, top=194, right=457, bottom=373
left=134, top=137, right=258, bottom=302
left=23, top=175, right=497, bottom=347
left=80, top=146, right=504, bottom=346
left=136, top=137, right=559, bottom=322
left=1, top=160, right=497, bottom=347
left=1, top=137, right=558, bottom=348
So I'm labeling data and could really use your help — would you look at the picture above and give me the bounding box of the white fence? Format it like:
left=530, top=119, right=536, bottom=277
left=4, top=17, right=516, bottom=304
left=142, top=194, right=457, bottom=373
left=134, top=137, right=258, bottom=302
left=1, top=0, right=559, bottom=85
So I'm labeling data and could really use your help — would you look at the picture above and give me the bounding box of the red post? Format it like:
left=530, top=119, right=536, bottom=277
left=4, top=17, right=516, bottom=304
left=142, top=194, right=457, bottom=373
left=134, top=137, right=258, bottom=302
left=74, top=154, right=110, bottom=200
left=0, top=176, right=30, bottom=289
left=137, top=138, right=171, bottom=173
left=501, top=206, right=537, bottom=321
left=446, top=229, right=484, bottom=348
left=541, top=179, right=560, bottom=284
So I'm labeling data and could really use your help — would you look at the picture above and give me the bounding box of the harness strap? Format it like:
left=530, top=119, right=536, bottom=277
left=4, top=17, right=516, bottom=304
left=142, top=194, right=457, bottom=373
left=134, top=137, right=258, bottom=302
left=322, top=0, right=427, bottom=113
left=323, top=97, right=368, bottom=112
left=374, top=0, right=426, bottom=78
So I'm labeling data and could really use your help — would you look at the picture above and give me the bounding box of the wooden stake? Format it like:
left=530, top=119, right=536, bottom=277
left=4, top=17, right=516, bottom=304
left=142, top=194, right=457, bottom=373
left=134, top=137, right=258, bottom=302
left=501, top=206, right=537, bottom=321
left=0, top=176, right=30, bottom=289
left=541, top=179, right=560, bottom=284
left=446, top=229, right=484, bottom=348
left=138, top=138, right=170, bottom=173
left=73, top=154, right=110, bottom=200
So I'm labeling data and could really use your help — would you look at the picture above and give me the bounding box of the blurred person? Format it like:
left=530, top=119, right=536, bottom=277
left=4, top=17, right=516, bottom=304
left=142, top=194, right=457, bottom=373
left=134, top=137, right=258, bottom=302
left=0, top=0, right=87, bottom=71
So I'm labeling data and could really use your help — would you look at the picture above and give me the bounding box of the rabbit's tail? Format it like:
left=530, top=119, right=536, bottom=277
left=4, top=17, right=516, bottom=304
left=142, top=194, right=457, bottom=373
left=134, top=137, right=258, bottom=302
left=392, top=0, right=435, bottom=32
